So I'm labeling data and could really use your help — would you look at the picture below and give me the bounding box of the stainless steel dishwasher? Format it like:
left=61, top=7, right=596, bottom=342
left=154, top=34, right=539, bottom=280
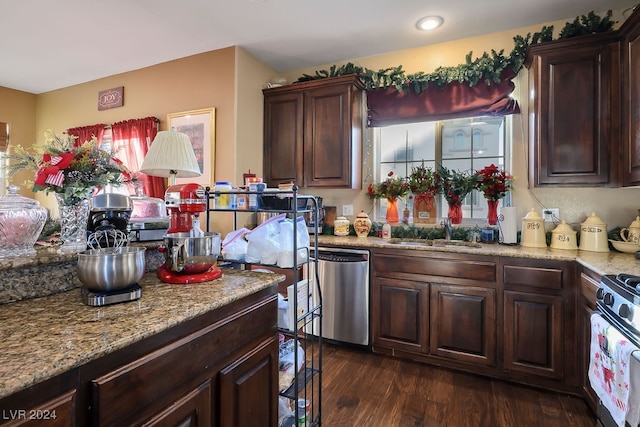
left=308, top=247, right=370, bottom=346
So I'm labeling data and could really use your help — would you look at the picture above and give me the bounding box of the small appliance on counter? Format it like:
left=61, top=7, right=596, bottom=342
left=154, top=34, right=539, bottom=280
left=156, top=183, right=222, bottom=284
left=127, top=184, right=169, bottom=242
left=87, top=193, right=132, bottom=248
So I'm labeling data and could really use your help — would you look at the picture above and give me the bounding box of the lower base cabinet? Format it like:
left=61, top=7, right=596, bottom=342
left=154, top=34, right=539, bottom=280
left=430, top=283, right=496, bottom=367
left=371, top=248, right=579, bottom=394
left=503, top=291, right=563, bottom=378
left=0, top=286, right=279, bottom=427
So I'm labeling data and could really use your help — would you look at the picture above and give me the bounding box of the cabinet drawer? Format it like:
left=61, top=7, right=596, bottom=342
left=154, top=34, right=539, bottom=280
left=373, top=251, right=496, bottom=283
left=503, top=264, right=564, bottom=290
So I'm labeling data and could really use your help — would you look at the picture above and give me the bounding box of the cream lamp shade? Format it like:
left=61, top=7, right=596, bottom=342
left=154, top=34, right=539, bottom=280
left=140, top=130, right=201, bottom=185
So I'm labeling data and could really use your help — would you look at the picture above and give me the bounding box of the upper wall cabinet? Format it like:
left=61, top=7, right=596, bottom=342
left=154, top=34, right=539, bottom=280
left=620, top=9, right=640, bottom=186
left=263, top=75, right=364, bottom=188
left=525, top=32, right=621, bottom=187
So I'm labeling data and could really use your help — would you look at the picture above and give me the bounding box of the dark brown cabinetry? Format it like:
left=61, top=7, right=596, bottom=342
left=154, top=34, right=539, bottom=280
left=371, top=276, right=429, bottom=354
left=430, top=283, right=496, bottom=367
left=502, top=258, right=578, bottom=387
left=371, top=248, right=498, bottom=370
left=620, top=9, right=640, bottom=186
left=263, top=75, right=364, bottom=188
left=525, top=34, right=620, bottom=187
left=371, top=248, right=580, bottom=393
left=0, top=286, right=279, bottom=427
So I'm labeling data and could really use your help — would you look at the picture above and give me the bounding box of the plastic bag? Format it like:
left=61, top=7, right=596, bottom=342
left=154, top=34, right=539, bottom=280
left=246, top=213, right=285, bottom=264
left=221, top=228, right=249, bottom=261
left=277, top=219, right=294, bottom=268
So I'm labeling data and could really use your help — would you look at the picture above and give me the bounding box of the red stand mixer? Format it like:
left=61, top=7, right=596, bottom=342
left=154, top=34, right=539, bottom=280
left=157, top=183, right=222, bottom=284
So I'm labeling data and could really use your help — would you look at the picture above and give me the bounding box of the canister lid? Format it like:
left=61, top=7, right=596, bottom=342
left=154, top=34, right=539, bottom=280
left=522, top=208, right=543, bottom=221
left=0, top=185, right=43, bottom=209
left=552, top=220, right=575, bottom=234
left=581, top=212, right=606, bottom=226
left=356, top=211, right=369, bottom=219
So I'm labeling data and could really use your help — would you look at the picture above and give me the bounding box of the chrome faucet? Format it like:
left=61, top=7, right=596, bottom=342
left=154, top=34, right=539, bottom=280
left=442, top=217, right=453, bottom=241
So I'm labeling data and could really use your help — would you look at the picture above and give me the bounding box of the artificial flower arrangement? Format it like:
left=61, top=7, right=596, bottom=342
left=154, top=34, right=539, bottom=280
left=367, top=171, right=410, bottom=200
left=476, top=164, right=513, bottom=200
left=408, top=163, right=440, bottom=195
left=438, top=165, right=478, bottom=205
left=7, top=130, right=131, bottom=204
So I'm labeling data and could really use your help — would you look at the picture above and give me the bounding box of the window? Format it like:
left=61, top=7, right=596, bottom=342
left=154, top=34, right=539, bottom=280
left=373, top=116, right=509, bottom=223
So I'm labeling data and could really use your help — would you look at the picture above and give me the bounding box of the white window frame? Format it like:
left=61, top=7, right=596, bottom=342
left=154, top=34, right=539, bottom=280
left=371, top=115, right=511, bottom=225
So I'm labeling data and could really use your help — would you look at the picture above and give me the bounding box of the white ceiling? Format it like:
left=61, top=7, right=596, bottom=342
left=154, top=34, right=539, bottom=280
left=1, top=0, right=636, bottom=94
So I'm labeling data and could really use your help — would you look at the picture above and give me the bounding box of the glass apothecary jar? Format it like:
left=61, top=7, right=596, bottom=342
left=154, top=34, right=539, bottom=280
left=0, top=186, right=48, bottom=258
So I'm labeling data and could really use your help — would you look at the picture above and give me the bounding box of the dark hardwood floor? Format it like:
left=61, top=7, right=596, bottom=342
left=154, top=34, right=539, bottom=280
left=318, top=343, right=596, bottom=427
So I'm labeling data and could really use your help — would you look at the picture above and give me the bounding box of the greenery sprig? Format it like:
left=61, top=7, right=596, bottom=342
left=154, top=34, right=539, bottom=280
left=295, top=10, right=615, bottom=94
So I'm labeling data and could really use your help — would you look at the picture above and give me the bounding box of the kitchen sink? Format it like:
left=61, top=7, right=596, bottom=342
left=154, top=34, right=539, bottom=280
left=386, top=238, right=481, bottom=249
left=431, top=239, right=482, bottom=248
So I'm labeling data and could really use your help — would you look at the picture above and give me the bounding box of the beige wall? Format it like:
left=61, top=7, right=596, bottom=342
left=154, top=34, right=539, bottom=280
left=0, top=86, right=37, bottom=194
left=283, top=9, right=640, bottom=231
left=27, top=48, right=242, bottom=234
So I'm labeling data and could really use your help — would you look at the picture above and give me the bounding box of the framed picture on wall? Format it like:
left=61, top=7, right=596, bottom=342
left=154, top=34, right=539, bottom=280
left=167, top=108, right=216, bottom=186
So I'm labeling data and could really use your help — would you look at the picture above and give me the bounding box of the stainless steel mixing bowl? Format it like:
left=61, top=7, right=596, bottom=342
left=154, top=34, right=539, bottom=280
left=162, top=232, right=221, bottom=274
left=77, top=246, right=146, bottom=291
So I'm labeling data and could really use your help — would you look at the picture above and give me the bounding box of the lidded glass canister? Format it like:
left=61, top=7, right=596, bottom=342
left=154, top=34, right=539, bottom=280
left=0, top=186, right=48, bottom=258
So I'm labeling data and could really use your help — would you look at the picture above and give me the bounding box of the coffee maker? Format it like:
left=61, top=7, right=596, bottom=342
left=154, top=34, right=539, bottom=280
left=156, top=183, right=222, bottom=284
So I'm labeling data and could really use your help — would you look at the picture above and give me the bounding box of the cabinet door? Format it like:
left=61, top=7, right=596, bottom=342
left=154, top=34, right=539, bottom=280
left=263, top=91, right=304, bottom=186
left=303, top=81, right=362, bottom=188
left=429, top=283, right=496, bottom=366
left=527, top=37, right=619, bottom=186
left=2, top=390, right=75, bottom=427
left=622, top=11, right=640, bottom=185
left=371, top=277, right=429, bottom=354
left=504, top=291, right=563, bottom=378
left=140, top=381, right=212, bottom=427
left=219, top=337, right=279, bottom=427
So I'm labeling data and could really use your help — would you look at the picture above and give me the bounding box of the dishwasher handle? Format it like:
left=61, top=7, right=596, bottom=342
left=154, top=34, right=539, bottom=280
left=313, top=250, right=369, bottom=263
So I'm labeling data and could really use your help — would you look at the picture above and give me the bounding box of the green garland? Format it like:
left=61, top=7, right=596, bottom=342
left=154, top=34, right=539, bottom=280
left=295, top=10, right=615, bottom=93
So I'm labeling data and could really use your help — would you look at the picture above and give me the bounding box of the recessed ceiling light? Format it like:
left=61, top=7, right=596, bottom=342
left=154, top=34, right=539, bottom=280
left=416, top=15, right=444, bottom=31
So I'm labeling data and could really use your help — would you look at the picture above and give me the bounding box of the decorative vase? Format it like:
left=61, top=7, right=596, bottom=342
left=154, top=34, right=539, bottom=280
left=55, top=194, right=90, bottom=253
left=447, top=201, right=463, bottom=224
left=353, top=211, right=372, bottom=237
left=486, top=199, right=499, bottom=225
left=386, top=198, right=400, bottom=224
left=413, top=193, right=437, bottom=224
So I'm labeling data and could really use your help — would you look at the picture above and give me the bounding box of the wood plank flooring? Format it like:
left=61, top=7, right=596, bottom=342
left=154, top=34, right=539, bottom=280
left=318, top=343, right=596, bottom=427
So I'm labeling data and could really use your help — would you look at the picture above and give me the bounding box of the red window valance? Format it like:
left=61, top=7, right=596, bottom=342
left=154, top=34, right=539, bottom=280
left=366, top=68, right=520, bottom=127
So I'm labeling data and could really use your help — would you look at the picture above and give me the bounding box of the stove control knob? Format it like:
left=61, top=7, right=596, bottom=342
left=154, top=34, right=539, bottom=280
left=619, top=304, right=631, bottom=319
left=603, top=293, right=614, bottom=307
left=596, top=288, right=606, bottom=300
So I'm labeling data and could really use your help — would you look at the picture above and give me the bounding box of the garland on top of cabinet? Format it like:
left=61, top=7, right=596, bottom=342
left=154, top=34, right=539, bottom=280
left=295, top=10, right=615, bottom=94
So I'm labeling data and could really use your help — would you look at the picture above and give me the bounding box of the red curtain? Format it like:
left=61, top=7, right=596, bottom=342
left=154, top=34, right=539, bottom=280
left=111, top=117, right=165, bottom=199
left=366, top=68, right=520, bottom=127
left=67, top=124, right=106, bottom=146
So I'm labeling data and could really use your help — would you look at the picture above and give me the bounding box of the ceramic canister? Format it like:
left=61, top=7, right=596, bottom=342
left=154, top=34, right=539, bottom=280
left=620, top=216, right=640, bottom=244
left=550, top=220, right=578, bottom=250
left=353, top=211, right=372, bottom=238
left=579, top=212, right=609, bottom=252
left=333, top=216, right=350, bottom=236
left=520, top=208, right=547, bottom=248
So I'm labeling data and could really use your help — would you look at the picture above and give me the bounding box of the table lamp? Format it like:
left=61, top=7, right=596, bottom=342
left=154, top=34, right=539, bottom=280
left=140, top=129, right=201, bottom=184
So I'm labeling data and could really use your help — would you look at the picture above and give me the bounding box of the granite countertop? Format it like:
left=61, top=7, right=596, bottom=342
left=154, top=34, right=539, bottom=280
left=315, top=235, right=640, bottom=276
left=0, top=269, right=283, bottom=399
